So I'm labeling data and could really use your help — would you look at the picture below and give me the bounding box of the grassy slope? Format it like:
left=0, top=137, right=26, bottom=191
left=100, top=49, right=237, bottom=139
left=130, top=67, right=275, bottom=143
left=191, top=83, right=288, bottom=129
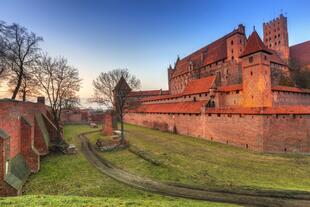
left=8, top=125, right=234, bottom=207
left=88, top=123, right=310, bottom=192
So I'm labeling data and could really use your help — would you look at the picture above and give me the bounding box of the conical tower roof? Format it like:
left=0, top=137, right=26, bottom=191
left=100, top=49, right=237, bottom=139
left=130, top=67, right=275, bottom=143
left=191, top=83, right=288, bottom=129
left=240, top=31, right=271, bottom=58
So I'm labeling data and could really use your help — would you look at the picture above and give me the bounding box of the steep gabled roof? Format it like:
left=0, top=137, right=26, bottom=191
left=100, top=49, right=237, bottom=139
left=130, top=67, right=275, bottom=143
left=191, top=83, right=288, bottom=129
left=128, top=101, right=206, bottom=114
left=113, top=76, right=132, bottom=93
left=240, top=31, right=271, bottom=58
left=128, top=90, right=169, bottom=97
left=290, top=41, right=310, bottom=67
left=141, top=76, right=216, bottom=102
left=171, top=28, right=245, bottom=78
left=217, top=84, right=243, bottom=92
left=183, top=76, right=216, bottom=95
left=272, top=85, right=310, bottom=94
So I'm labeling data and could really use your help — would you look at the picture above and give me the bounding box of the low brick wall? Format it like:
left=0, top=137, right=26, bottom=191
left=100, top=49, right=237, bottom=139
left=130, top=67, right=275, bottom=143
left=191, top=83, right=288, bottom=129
left=124, top=112, right=310, bottom=153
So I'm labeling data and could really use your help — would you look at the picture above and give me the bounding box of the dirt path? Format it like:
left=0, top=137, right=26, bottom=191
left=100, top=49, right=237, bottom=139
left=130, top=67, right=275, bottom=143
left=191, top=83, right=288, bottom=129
left=78, top=131, right=310, bottom=207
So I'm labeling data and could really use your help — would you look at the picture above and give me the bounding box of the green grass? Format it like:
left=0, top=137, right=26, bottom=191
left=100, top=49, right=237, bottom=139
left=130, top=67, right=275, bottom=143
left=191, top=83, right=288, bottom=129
left=15, top=124, right=234, bottom=207
left=0, top=195, right=233, bottom=207
left=88, top=123, right=310, bottom=193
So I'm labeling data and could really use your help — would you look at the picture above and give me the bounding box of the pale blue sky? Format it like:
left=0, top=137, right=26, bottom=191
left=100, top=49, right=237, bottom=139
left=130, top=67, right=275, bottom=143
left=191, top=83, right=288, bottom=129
left=1, top=0, right=309, bottom=98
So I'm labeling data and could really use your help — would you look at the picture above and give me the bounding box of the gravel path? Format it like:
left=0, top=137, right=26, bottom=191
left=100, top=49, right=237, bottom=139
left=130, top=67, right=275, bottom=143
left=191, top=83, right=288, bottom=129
left=78, top=131, right=310, bottom=207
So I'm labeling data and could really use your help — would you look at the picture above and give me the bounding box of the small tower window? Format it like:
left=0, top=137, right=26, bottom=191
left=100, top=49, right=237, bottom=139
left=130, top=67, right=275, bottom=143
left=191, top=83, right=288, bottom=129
left=231, top=40, right=234, bottom=45
left=240, top=39, right=242, bottom=44
left=249, top=56, right=253, bottom=63
left=232, top=56, right=234, bottom=60
left=250, top=71, right=253, bottom=76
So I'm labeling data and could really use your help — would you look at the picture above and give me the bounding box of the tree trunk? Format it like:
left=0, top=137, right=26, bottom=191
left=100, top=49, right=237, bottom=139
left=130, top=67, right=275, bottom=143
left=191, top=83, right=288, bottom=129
left=12, top=67, right=23, bottom=100
left=22, top=91, right=26, bottom=102
left=52, top=110, right=62, bottom=144
left=120, top=115, right=125, bottom=144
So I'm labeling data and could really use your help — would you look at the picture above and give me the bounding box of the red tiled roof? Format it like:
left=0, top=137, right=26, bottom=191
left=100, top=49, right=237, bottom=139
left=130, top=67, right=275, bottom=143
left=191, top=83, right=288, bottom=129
left=290, top=41, right=310, bottom=67
left=272, top=85, right=310, bottom=94
left=128, top=101, right=206, bottom=114
left=217, top=84, right=242, bottom=92
left=240, top=31, right=271, bottom=58
left=141, top=76, right=216, bottom=102
left=128, top=90, right=169, bottom=97
left=183, top=76, right=216, bottom=95
left=205, top=106, right=310, bottom=115
left=171, top=29, right=245, bottom=78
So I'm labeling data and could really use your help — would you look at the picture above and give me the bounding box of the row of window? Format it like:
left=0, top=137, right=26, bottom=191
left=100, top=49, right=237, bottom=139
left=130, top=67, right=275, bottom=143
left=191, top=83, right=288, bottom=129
left=265, top=33, right=281, bottom=41
left=230, top=39, right=243, bottom=45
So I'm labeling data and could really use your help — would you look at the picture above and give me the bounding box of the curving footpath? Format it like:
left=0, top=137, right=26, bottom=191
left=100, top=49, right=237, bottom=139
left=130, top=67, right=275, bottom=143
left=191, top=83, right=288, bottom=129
left=78, top=131, right=310, bottom=207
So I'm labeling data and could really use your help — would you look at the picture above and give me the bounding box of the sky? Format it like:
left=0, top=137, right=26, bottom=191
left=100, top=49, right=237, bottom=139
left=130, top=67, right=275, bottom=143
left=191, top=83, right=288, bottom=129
left=0, top=0, right=310, bottom=99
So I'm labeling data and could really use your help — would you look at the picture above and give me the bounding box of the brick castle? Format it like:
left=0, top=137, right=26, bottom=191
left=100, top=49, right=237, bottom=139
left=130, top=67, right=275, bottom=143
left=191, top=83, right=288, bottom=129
left=120, top=14, right=310, bottom=153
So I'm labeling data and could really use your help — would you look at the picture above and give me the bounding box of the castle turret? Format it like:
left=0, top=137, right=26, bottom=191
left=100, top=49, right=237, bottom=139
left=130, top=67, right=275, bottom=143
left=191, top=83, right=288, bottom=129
left=240, top=30, right=273, bottom=107
left=263, top=14, right=289, bottom=62
left=226, top=24, right=247, bottom=63
left=167, top=64, right=174, bottom=92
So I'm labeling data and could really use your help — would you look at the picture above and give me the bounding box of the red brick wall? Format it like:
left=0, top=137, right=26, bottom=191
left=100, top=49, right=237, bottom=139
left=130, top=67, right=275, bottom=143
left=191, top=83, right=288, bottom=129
left=218, top=91, right=243, bottom=107
left=125, top=112, right=310, bottom=153
left=263, top=114, right=310, bottom=153
left=272, top=91, right=310, bottom=106
left=34, top=118, right=49, bottom=155
left=20, top=117, right=40, bottom=173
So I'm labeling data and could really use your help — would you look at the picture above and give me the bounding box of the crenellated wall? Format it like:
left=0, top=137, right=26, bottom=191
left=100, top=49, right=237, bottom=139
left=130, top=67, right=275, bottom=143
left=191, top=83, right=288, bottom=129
left=272, top=91, right=310, bottom=106
left=124, top=111, right=310, bottom=153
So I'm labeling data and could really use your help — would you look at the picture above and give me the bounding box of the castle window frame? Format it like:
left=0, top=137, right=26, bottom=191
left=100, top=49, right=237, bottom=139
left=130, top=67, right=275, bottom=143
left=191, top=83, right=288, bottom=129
left=249, top=56, right=253, bottom=63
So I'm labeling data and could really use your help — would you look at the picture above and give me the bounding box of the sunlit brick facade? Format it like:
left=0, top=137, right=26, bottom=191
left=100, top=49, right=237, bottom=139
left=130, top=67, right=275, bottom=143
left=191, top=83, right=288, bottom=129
left=118, top=15, right=310, bottom=153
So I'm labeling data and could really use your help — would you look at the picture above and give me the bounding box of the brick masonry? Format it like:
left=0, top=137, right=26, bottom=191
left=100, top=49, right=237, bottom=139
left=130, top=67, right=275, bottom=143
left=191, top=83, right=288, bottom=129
left=0, top=99, right=60, bottom=196
left=124, top=112, right=310, bottom=153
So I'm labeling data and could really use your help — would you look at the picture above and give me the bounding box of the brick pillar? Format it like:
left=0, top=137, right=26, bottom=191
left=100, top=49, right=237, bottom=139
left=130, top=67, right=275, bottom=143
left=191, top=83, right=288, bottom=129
left=20, top=117, right=40, bottom=172
left=102, top=112, right=113, bottom=136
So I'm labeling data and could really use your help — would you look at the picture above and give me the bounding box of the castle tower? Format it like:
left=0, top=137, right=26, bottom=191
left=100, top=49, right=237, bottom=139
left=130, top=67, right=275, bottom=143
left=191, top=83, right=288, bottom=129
left=167, top=64, right=173, bottom=92
left=226, top=24, right=247, bottom=63
left=240, top=31, right=273, bottom=107
left=263, top=14, right=289, bottom=62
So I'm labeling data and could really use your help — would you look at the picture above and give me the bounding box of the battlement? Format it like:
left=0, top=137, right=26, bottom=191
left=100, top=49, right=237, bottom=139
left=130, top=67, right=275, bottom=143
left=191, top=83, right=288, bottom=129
left=263, top=14, right=289, bottom=61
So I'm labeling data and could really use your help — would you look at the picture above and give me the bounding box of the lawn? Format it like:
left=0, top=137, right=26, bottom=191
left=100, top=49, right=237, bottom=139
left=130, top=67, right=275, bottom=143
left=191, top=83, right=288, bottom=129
left=12, top=124, right=234, bottom=207
left=88, top=123, right=310, bottom=193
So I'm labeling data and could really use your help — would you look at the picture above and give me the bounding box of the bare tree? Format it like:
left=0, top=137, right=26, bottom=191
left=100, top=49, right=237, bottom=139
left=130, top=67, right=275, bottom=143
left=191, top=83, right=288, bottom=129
left=113, top=76, right=133, bottom=144
left=0, top=22, right=42, bottom=100
left=8, top=69, right=39, bottom=101
left=34, top=54, right=81, bottom=139
left=92, top=69, right=140, bottom=109
left=289, top=58, right=310, bottom=89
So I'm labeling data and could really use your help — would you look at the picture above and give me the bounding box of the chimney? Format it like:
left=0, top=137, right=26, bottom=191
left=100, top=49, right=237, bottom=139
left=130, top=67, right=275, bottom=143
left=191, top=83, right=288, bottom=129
left=37, top=97, right=45, bottom=105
